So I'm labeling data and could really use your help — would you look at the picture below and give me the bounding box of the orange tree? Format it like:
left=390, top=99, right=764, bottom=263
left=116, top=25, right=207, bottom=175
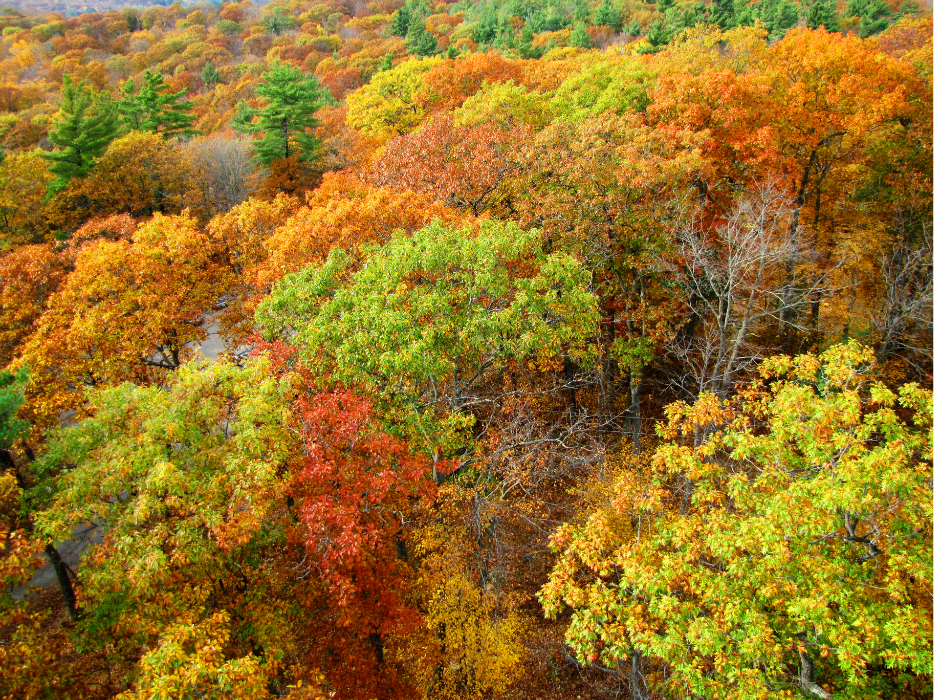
left=0, top=243, right=73, bottom=368
left=17, top=212, right=228, bottom=427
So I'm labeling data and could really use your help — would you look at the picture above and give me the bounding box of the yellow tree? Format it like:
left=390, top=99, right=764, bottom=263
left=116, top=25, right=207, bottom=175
left=0, top=151, right=53, bottom=245
left=46, top=131, right=198, bottom=232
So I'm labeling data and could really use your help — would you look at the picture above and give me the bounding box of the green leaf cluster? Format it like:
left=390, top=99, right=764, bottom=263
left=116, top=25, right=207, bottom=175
left=35, top=358, right=295, bottom=651
left=257, top=220, right=599, bottom=456
left=542, top=342, right=933, bottom=699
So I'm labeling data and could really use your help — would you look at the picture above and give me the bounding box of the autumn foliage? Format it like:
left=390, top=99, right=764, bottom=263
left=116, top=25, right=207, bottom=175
left=0, top=4, right=929, bottom=700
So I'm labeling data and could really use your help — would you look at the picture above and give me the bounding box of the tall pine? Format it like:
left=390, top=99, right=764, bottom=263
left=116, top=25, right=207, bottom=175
left=119, top=70, right=198, bottom=138
left=407, top=15, right=438, bottom=56
left=569, top=21, right=592, bottom=47
left=42, top=75, right=119, bottom=199
left=232, top=61, right=325, bottom=166
left=593, top=0, right=622, bottom=30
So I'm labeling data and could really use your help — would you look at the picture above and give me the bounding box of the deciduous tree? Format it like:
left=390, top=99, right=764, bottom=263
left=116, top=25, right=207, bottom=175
left=542, top=342, right=933, bottom=699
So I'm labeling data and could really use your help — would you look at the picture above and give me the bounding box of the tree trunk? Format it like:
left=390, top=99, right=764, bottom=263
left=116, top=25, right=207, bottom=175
left=629, top=650, right=648, bottom=700
left=626, top=369, right=642, bottom=454
left=798, top=646, right=832, bottom=699
left=563, top=353, right=577, bottom=420
left=45, top=543, right=80, bottom=621
left=368, top=632, right=385, bottom=665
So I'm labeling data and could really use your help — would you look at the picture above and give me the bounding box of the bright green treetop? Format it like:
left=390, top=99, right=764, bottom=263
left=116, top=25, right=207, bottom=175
left=0, top=366, right=28, bottom=451
left=118, top=70, right=198, bottom=138
left=569, top=21, right=593, bottom=48
left=406, top=15, right=438, bottom=56
left=542, top=342, right=933, bottom=699
left=256, top=220, right=599, bottom=458
left=593, top=0, right=622, bottom=30
left=41, top=75, right=120, bottom=199
left=35, top=358, right=296, bottom=653
left=200, top=60, right=223, bottom=89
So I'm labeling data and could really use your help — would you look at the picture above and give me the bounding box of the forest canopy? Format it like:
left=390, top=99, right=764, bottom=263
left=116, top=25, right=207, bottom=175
left=0, top=0, right=930, bottom=698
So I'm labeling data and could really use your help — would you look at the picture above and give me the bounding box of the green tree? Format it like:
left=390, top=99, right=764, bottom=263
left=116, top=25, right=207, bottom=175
left=118, top=70, right=198, bottom=139
left=516, top=26, right=544, bottom=58
left=256, top=220, right=599, bottom=460
left=388, top=0, right=416, bottom=36
left=806, top=0, right=839, bottom=30
left=41, top=75, right=120, bottom=199
left=709, top=0, right=735, bottom=27
left=34, top=358, right=298, bottom=680
left=542, top=342, right=933, bottom=699
left=262, top=7, right=295, bottom=35
left=593, top=0, right=622, bottom=30
left=406, top=15, right=438, bottom=56
left=745, top=0, right=800, bottom=36
left=232, top=62, right=325, bottom=166
left=637, top=19, right=670, bottom=53
left=569, top=21, right=592, bottom=47
left=471, top=5, right=499, bottom=44
left=200, top=60, right=223, bottom=89
left=848, top=0, right=892, bottom=36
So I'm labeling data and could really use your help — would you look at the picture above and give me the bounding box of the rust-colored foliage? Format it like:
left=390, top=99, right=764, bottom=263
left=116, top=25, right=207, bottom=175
left=367, top=114, right=530, bottom=216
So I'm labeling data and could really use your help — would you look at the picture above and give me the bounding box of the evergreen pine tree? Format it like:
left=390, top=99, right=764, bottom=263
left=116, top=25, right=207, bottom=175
left=388, top=0, right=415, bottom=36
left=637, top=19, right=670, bottom=53
left=569, top=21, right=592, bottom=47
left=42, top=75, right=120, bottom=198
left=262, top=8, right=295, bottom=35
left=232, top=61, right=325, bottom=166
left=201, top=60, right=223, bottom=88
left=757, top=0, right=800, bottom=36
left=471, top=7, right=499, bottom=44
left=377, top=52, right=394, bottom=72
left=806, top=0, right=839, bottom=30
left=854, top=0, right=891, bottom=36
left=517, top=26, right=544, bottom=58
left=593, top=0, right=622, bottom=30
left=572, top=0, right=591, bottom=22
left=543, top=2, right=570, bottom=30
left=407, top=16, right=438, bottom=56
left=493, top=17, right=517, bottom=51
left=625, top=17, right=642, bottom=35
left=709, top=0, right=735, bottom=27
left=119, top=70, right=198, bottom=138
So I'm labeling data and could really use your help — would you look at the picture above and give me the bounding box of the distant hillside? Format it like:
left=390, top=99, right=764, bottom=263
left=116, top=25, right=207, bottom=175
left=2, top=1, right=253, bottom=18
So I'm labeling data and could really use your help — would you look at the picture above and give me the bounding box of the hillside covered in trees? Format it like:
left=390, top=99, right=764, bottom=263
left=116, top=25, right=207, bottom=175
left=0, top=0, right=930, bottom=698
